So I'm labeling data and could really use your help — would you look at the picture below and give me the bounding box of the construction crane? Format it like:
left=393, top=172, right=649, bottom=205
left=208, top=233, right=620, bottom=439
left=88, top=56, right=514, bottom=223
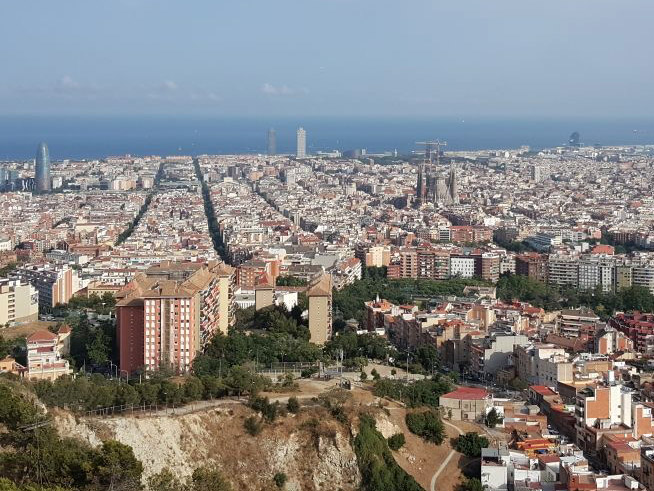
left=415, top=140, right=448, bottom=165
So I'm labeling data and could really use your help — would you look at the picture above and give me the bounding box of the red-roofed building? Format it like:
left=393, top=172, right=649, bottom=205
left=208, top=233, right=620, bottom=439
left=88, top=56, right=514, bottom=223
left=440, top=387, right=491, bottom=421
left=592, top=244, right=615, bottom=256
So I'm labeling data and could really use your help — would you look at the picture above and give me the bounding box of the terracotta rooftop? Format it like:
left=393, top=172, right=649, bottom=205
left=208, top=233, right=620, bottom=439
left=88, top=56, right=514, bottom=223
left=441, top=387, right=489, bottom=400
left=27, top=330, right=57, bottom=343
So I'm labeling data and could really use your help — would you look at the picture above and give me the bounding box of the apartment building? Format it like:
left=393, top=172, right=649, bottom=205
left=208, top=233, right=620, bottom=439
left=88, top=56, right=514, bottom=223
left=515, top=253, right=548, bottom=283
left=116, top=261, right=235, bottom=374
left=610, top=313, right=654, bottom=355
left=26, top=328, right=72, bottom=381
left=13, top=264, right=79, bottom=310
left=0, top=278, right=38, bottom=325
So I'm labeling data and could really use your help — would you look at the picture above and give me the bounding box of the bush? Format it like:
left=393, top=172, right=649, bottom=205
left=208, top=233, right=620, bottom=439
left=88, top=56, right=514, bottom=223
left=360, top=371, right=368, bottom=381
left=455, top=432, right=489, bottom=458
left=273, top=472, right=288, bottom=488
left=353, top=415, right=423, bottom=491
left=287, top=396, right=300, bottom=413
left=387, top=433, right=406, bottom=451
left=244, top=416, right=263, bottom=436
left=405, top=410, right=445, bottom=444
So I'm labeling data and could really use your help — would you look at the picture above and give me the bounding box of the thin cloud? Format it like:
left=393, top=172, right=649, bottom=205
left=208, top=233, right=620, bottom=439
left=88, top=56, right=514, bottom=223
left=261, top=83, right=309, bottom=96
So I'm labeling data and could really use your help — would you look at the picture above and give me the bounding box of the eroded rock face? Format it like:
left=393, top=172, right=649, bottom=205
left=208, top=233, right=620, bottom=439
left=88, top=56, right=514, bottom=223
left=53, top=406, right=361, bottom=490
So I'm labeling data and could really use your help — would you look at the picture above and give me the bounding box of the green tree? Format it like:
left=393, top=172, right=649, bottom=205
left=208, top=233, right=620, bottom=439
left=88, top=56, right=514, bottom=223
left=455, top=432, right=489, bottom=458
left=405, top=410, right=445, bottom=444
left=458, top=477, right=483, bottom=491
left=94, top=440, right=143, bottom=490
left=147, top=469, right=186, bottom=491
left=485, top=408, right=503, bottom=429
left=387, top=433, right=406, bottom=451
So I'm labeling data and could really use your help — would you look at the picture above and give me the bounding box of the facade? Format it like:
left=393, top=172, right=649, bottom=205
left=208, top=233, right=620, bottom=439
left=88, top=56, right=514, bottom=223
left=440, top=387, right=491, bottom=421
left=35, top=142, right=51, bottom=193
left=116, top=261, right=235, bottom=373
left=610, top=313, right=654, bottom=354
left=26, top=329, right=72, bottom=380
left=296, top=127, right=307, bottom=159
left=13, top=264, right=78, bottom=310
left=307, top=274, right=332, bottom=345
left=0, top=278, right=39, bottom=325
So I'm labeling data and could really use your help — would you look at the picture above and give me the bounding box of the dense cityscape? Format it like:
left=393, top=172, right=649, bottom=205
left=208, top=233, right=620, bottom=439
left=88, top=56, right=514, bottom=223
left=1, top=128, right=654, bottom=490
left=2, top=0, right=654, bottom=490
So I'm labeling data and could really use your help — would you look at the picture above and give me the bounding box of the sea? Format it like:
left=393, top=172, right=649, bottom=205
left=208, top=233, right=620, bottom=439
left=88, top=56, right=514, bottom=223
left=0, top=116, right=653, bottom=160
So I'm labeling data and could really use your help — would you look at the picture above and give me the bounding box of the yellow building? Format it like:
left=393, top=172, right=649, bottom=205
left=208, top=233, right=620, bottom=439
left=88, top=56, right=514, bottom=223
left=307, top=274, right=332, bottom=345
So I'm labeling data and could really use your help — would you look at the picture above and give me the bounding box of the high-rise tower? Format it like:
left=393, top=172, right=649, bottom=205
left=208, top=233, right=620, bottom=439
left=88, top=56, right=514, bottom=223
left=267, top=128, right=276, bottom=156
left=296, top=127, right=307, bottom=159
left=35, top=142, right=51, bottom=193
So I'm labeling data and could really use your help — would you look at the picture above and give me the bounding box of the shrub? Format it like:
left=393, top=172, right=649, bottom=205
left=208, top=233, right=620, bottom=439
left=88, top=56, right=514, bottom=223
left=273, top=472, right=288, bottom=488
left=353, top=415, right=423, bottom=491
left=286, top=396, right=300, bottom=413
left=244, top=416, right=263, bottom=436
left=387, top=433, right=406, bottom=451
left=360, top=371, right=368, bottom=381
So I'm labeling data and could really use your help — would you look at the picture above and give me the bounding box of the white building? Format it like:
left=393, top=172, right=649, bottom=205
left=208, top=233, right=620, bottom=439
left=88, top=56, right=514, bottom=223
left=296, top=127, right=307, bottom=159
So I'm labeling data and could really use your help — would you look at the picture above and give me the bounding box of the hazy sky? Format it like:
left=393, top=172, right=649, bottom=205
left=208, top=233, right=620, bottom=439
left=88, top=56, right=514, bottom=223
left=2, top=0, right=653, bottom=118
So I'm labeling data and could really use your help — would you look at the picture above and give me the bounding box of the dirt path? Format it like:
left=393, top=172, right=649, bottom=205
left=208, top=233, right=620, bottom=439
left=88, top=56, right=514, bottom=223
left=431, top=420, right=464, bottom=491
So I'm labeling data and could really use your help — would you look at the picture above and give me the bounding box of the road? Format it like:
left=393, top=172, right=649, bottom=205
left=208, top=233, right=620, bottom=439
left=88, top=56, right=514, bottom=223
left=430, top=420, right=464, bottom=491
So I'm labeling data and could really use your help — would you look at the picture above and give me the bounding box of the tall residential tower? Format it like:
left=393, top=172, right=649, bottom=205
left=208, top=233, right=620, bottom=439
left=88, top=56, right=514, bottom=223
left=267, top=128, right=276, bottom=156
left=296, top=127, right=306, bottom=159
left=35, top=142, right=51, bottom=193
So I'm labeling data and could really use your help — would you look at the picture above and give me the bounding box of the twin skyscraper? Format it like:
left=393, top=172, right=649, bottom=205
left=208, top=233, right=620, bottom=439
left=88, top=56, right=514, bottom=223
left=266, top=127, right=307, bottom=159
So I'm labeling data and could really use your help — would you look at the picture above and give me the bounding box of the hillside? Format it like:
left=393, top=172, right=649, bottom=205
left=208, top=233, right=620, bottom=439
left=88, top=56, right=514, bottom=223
left=54, top=403, right=361, bottom=491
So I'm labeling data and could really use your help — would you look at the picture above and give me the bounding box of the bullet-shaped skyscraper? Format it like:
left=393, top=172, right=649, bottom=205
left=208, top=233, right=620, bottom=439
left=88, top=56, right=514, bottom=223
left=35, top=142, right=51, bottom=193
left=296, top=127, right=306, bottom=159
left=267, top=128, right=276, bottom=156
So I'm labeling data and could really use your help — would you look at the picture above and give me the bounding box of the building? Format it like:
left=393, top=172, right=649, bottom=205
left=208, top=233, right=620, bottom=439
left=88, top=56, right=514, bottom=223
left=116, top=261, right=235, bottom=374
left=26, top=329, right=72, bottom=380
left=267, top=128, right=276, bottom=156
left=515, top=253, right=548, bottom=283
left=610, top=313, right=654, bottom=354
left=0, top=278, right=38, bottom=325
left=296, top=127, right=307, bottom=159
left=13, top=264, right=79, bottom=310
left=307, top=274, right=332, bottom=345
left=35, top=141, right=51, bottom=193
left=439, top=387, right=491, bottom=421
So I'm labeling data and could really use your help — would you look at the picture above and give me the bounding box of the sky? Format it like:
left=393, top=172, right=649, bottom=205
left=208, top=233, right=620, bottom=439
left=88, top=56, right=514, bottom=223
left=1, top=0, right=653, bottom=118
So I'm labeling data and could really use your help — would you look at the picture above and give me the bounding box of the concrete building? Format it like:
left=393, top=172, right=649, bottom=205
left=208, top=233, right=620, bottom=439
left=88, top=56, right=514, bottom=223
left=296, top=127, right=307, bottom=159
left=13, top=264, right=79, bottom=310
left=0, top=278, right=38, bottom=325
left=307, top=274, right=332, bottom=345
left=440, top=387, right=491, bottom=421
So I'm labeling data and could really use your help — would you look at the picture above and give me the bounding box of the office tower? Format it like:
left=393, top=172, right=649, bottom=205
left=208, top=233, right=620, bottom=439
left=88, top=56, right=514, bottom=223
left=296, top=127, right=307, bottom=159
left=267, top=128, right=277, bottom=156
left=35, top=142, right=51, bottom=193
